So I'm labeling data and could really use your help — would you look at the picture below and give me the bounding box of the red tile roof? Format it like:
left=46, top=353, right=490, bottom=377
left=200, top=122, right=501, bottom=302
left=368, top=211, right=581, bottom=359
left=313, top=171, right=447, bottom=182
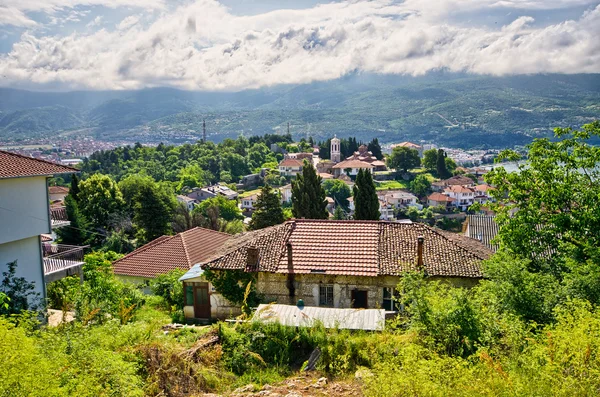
left=279, top=158, right=304, bottom=167
left=113, top=227, right=232, bottom=278
left=0, top=150, right=79, bottom=179
left=428, top=192, right=456, bottom=202
left=332, top=160, right=374, bottom=169
left=445, top=185, right=474, bottom=194
left=48, top=186, right=70, bottom=194
left=203, top=220, right=491, bottom=278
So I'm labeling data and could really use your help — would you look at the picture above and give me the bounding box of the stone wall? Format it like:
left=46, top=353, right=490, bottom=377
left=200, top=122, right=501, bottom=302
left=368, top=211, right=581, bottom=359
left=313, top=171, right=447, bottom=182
left=257, top=273, right=401, bottom=309
left=257, top=272, right=480, bottom=309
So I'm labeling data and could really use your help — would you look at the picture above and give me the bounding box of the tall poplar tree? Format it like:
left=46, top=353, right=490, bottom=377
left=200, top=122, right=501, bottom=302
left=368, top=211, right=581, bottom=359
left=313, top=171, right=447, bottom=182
left=249, top=184, right=285, bottom=230
left=353, top=169, right=380, bottom=220
left=291, top=160, right=328, bottom=219
left=436, top=149, right=450, bottom=179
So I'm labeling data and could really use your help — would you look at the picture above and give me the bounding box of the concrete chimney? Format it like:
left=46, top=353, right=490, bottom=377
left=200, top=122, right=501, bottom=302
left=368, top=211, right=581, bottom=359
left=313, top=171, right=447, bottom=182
left=417, top=235, right=424, bottom=270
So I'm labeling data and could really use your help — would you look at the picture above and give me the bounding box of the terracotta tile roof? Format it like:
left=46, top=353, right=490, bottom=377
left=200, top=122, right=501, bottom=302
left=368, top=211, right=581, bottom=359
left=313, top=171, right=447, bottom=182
left=332, top=160, right=374, bottom=169
left=113, top=227, right=232, bottom=278
left=319, top=173, right=334, bottom=179
left=475, top=184, right=495, bottom=192
left=428, top=192, right=456, bottom=202
left=0, top=150, right=79, bottom=179
left=445, top=185, right=475, bottom=194
left=279, top=158, right=304, bottom=167
left=48, top=186, right=70, bottom=194
left=203, top=220, right=490, bottom=278
left=443, top=175, right=474, bottom=186
left=392, top=142, right=422, bottom=149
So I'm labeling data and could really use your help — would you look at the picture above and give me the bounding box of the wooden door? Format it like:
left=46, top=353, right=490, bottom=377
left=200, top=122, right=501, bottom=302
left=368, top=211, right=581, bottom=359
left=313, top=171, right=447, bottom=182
left=351, top=290, right=368, bottom=309
left=193, top=283, right=211, bottom=319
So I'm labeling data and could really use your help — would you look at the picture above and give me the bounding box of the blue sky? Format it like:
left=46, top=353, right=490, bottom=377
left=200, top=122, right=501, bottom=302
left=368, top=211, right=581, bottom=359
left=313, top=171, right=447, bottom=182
left=0, top=0, right=599, bottom=91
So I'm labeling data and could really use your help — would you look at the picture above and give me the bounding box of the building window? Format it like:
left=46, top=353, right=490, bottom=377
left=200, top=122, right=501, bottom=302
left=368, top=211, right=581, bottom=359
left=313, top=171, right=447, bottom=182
left=319, top=284, right=334, bottom=307
left=382, top=287, right=399, bottom=311
left=184, top=283, right=194, bottom=306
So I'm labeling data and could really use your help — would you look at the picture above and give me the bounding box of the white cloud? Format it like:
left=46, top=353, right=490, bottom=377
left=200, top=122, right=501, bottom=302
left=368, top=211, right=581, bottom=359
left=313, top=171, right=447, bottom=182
left=0, top=0, right=165, bottom=27
left=86, top=16, right=103, bottom=29
left=0, top=0, right=599, bottom=91
left=117, top=15, right=140, bottom=31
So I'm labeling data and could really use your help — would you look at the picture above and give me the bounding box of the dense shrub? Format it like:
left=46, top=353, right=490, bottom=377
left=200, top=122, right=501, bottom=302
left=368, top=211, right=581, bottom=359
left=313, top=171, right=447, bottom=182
left=150, top=269, right=186, bottom=311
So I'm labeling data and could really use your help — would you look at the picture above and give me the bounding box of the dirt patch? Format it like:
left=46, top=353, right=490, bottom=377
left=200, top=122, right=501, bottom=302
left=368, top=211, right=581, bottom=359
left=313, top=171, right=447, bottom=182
left=228, top=372, right=363, bottom=397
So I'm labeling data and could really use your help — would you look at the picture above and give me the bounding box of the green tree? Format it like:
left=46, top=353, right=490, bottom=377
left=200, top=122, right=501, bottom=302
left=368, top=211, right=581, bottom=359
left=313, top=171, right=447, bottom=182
left=78, top=174, right=125, bottom=232
left=422, top=149, right=438, bottom=172
left=322, top=179, right=352, bottom=209
left=388, top=147, right=421, bottom=173
left=0, top=261, right=41, bottom=315
left=445, top=157, right=457, bottom=175
left=194, top=195, right=243, bottom=222
left=409, top=174, right=431, bottom=197
left=436, top=149, right=451, bottom=179
left=486, top=121, right=600, bottom=265
left=56, top=194, right=91, bottom=246
left=247, top=143, right=274, bottom=171
left=133, top=183, right=176, bottom=243
left=291, top=160, right=328, bottom=219
left=118, top=174, right=155, bottom=214
left=70, top=173, right=81, bottom=202
left=353, top=169, right=380, bottom=220
left=368, top=138, right=383, bottom=160
left=249, top=184, right=285, bottom=230
left=150, top=269, right=186, bottom=310
left=333, top=205, right=347, bottom=220
left=176, top=164, right=207, bottom=192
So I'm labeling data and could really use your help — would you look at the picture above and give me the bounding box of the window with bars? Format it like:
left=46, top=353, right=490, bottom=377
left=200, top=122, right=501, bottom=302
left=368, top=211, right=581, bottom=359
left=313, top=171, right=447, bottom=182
left=319, top=284, right=334, bottom=307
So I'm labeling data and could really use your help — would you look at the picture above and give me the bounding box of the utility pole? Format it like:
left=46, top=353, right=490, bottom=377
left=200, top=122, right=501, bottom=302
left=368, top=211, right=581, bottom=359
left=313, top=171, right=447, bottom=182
left=203, top=119, right=206, bottom=143
left=287, top=122, right=290, bottom=135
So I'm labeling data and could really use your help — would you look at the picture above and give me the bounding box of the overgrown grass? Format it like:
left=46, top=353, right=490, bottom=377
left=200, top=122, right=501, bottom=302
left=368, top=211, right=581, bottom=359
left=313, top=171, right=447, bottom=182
left=375, top=180, right=410, bottom=190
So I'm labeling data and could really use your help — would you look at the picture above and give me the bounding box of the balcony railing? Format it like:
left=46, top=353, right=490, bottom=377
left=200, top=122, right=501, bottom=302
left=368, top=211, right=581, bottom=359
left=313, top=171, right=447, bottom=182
left=50, top=206, right=70, bottom=228
left=42, top=244, right=89, bottom=275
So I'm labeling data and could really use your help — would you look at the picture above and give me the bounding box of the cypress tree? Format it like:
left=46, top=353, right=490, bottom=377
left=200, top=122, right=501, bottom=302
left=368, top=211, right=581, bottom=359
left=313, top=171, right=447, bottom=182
left=133, top=184, right=176, bottom=243
left=436, top=149, right=450, bottom=179
left=56, top=194, right=91, bottom=245
left=291, top=160, right=328, bottom=219
left=70, top=174, right=81, bottom=202
left=353, top=169, right=380, bottom=220
left=333, top=205, right=346, bottom=220
left=249, top=184, right=285, bottom=230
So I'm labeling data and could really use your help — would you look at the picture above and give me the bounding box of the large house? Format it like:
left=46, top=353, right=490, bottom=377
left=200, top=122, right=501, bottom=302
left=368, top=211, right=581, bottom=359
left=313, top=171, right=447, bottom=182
left=378, top=190, right=422, bottom=210
left=278, top=158, right=304, bottom=177
left=431, top=175, right=474, bottom=192
left=427, top=192, right=456, bottom=209
left=187, top=184, right=238, bottom=202
left=443, top=185, right=475, bottom=211
left=0, top=151, right=82, bottom=307
left=112, top=227, right=232, bottom=292
left=179, top=220, right=491, bottom=321
left=332, top=159, right=374, bottom=177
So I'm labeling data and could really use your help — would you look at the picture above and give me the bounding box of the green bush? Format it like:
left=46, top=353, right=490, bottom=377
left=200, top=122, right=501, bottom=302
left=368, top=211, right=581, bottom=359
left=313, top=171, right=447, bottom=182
left=150, top=269, right=185, bottom=311
left=46, top=276, right=80, bottom=310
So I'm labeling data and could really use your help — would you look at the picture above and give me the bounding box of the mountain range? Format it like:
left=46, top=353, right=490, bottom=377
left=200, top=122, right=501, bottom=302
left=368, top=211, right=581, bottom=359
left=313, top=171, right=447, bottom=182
left=1, top=73, right=599, bottom=149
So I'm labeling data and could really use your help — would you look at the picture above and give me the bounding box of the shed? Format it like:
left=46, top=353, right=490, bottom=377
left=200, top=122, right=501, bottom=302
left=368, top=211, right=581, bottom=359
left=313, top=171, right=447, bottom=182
left=252, top=303, right=386, bottom=331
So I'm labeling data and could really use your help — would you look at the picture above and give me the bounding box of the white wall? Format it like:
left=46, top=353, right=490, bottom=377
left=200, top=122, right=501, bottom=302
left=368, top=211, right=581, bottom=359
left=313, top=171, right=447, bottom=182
left=0, top=236, right=46, bottom=303
left=0, top=177, right=50, bottom=244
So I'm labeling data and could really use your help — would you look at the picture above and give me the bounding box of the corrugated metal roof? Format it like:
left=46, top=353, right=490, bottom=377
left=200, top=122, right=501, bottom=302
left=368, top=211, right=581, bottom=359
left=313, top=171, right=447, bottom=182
left=252, top=304, right=386, bottom=331
left=179, top=263, right=204, bottom=281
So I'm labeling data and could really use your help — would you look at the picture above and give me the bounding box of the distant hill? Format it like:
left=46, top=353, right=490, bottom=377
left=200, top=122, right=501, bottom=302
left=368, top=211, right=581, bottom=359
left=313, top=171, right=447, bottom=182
left=1, top=73, right=598, bottom=148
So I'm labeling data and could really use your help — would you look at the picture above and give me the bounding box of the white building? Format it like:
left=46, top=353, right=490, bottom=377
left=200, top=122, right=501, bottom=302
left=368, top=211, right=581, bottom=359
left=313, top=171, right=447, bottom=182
left=177, top=195, right=198, bottom=211
left=331, top=160, right=374, bottom=177
left=241, top=194, right=258, bottom=211
left=378, top=190, right=422, bottom=210
left=279, top=184, right=293, bottom=204
left=278, top=158, right=304, bottom=177
left=443, top=185, right=475, bottom=211
left=0, top=150, right=81, bottom=308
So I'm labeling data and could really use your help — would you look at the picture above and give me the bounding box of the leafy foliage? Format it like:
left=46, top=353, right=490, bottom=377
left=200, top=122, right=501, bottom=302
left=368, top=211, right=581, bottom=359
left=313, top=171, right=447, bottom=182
left=388, top=146, right=420, bottom=173
left=203, top=269, right=260, bottom=309
left=0, top=261, right=41, bottom=315
left=249, top=184, right=285, bottom=230
left=409, top=174, right=431, bottom=196
left=150, top=269, right=186, bottom=311
left=322, top=179, right=352, bottom=209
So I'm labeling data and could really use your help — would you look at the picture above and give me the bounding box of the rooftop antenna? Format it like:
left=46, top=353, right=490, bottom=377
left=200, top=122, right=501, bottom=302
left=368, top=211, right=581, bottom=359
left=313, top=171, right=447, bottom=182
left=202, top=119, right=206, bottom=143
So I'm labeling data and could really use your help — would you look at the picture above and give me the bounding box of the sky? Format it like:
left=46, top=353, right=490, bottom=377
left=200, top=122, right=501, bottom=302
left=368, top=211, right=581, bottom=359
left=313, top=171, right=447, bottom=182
left=0, top=0, right=599, bottom=91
